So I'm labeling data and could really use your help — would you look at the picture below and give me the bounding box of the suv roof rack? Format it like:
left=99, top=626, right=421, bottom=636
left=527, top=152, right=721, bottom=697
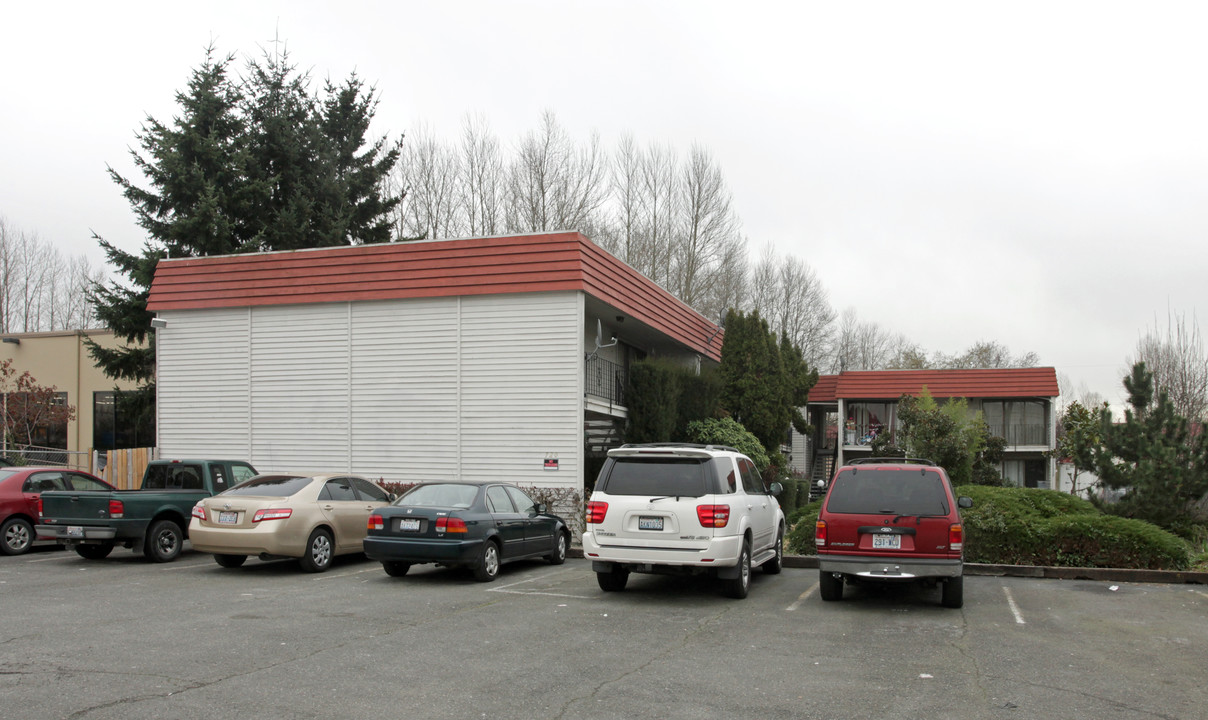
left=617, top=442, right=742, bottom=453
left=848, top=457, right=936, bottom=466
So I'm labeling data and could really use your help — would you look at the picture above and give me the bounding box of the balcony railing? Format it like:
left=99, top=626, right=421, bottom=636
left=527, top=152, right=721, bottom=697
left=585, top=356, right=626, bottom=408
left=987, top=423, right=1048, bottom=446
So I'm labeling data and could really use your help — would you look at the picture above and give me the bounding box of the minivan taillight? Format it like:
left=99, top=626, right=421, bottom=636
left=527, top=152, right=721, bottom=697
left=367, top=513, right=384, bottom=531
left=585, top=501, right=608, bottom=524
left=815, top=520, right=827, bottom=547
left=949, top=523, right=963, bottom=552
left=108, top=499, right=124, bottom=519
left=696, top=504, right=729, bottom=528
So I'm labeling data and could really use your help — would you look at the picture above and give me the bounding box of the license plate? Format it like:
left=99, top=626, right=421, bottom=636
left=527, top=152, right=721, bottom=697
left=872, top=534, right=901, bottom=550
left=218, top=512, right=238, bottom=525
left=67, top=525, right=84, bottom=538
left=638, top=516, right=664, bottom=531
left=398, top=518, right=421, bottom=532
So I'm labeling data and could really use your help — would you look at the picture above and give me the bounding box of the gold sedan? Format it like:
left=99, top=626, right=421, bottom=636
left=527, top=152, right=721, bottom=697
left=189, top=474, right=394, bottom=572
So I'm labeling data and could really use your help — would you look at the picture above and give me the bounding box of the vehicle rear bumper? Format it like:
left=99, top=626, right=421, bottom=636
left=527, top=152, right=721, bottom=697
left=581, top=531, right=742, bottom=569
left=35, top=524, right=117, bottom=543
left=363, top=535, right=481, bottom=564
left=188, top=524, right=305, bottom=558
left=818, top=553, right=963, bottom=579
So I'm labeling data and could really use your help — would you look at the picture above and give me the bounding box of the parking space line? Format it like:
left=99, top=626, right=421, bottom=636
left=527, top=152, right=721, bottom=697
left=162, top=559, right=220, bottom=571
left=786, top=583, right=818, bottom=611
left=486, top=568, right=593, bottom=599
left=26, top=553, right=79, bottom=563
left=312, top=566, right=383, bottom=580
left=1003, top=586, right=1026, bottom=624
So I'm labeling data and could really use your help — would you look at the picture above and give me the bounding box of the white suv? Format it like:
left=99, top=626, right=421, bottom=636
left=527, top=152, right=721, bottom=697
left=581, top=443, right=785, bottom=599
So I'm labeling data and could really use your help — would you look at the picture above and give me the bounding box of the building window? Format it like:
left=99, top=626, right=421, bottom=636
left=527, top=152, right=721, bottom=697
left=1003, top=458, right=1048, bottom=489
left=93, top=391, right=155, bottom=450
left=982, top=400, right=1047, bottom=446
left=845, top=402, right=895, bottom=446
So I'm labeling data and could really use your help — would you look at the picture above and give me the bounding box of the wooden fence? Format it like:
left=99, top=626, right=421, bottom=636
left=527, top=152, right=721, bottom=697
left=96, top=447, right=156, bottom=490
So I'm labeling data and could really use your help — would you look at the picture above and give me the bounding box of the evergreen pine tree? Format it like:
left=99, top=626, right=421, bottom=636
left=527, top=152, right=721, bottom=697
left=88, top=43, right=405, bottom=444
left=1090, top=362, right=1208, bottom=533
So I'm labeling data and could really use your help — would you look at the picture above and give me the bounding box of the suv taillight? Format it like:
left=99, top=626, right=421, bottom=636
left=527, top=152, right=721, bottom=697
left=696, top=504, right=729, bottom=528
left=108, top=499, right=124, bottom=519
left=36, top=498, right=42, bottom=517
left=815, top=520, right=827, bottom=547
left=368, top=513, right=384, bottom=531
left=949, top=523, right=963, bottom=552
left=585, top=501, right=608, bottom=524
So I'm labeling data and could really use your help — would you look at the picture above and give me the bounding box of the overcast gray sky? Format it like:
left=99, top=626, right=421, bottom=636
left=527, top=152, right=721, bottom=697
left=3, top=0, right=1205, bottom=409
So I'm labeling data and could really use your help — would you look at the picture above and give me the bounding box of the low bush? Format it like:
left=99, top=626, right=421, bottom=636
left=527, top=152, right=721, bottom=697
left=957, top=485, right=1191, bottom=570
left=786, top=485, right=1192, bottom=570
left=785, top=499, right=822, bottom=555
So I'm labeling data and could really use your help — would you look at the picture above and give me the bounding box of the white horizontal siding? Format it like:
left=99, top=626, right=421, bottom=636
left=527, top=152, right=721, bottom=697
left=156, top=308, right=250, bottom=458
left=249, top=304, right=350, bottom=472
left=155, top=292, right=585, bottom=491
left=459, top=293, right=581, bottom=485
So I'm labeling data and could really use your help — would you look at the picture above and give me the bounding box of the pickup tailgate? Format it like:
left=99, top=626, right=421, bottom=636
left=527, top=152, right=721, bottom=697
left=39, top=490, right=119, bottom=525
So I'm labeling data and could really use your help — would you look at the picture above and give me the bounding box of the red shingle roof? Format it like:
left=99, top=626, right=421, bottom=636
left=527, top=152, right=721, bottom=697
left=146, top=232, right=723, bottom=361
left=807, top=368, right=1059, bottom=402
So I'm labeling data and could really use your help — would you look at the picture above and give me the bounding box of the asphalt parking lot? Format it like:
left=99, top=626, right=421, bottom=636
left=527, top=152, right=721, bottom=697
left=2, top=545, right=1205, bottom=720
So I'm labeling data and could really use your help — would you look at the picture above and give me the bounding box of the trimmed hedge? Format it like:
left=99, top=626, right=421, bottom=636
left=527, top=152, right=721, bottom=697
left=784, top=485, right=1192, bottom=570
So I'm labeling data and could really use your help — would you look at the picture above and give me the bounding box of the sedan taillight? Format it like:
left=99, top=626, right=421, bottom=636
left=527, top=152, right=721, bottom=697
left=108, top=499, right=124, bottom=519
left=191, top=504, right=206, bottom=521
left=696, top=504, right=729, bottom=528
left=367, top=514, right=383, bottom=531
left=815, top=520, right=828, bottom=547
left=252, top=508, right=292, bottom=522
left=949, top=523, right=964, bottom=552
left=436, top=517, right=467, bottom=533
left=585, top=501, right=608, bottom=525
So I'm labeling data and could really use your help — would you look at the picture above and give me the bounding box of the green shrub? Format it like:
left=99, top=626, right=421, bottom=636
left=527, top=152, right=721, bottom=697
left=786, top=499, right=822, bottom=555
left=685, top=417, right=769, bottom=469
left=957, top=485, right=1191, bottom=570
left=778, top=474, right=799, bottom=516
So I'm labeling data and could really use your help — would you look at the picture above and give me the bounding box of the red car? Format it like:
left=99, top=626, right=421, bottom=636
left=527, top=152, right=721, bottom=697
left=0, top=467, right=116, bottom=555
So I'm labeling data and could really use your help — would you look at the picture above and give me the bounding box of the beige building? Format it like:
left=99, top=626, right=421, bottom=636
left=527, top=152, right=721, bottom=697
left=0, top=329, right=143, bottom=458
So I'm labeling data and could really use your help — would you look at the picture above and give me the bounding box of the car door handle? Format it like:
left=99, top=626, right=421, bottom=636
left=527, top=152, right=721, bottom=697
left=323, top=504, right=334, bottom=510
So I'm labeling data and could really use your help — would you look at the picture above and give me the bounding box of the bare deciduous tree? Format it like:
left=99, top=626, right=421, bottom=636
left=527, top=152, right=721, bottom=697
left=458, top=113, right=504, bottom=237
left=506, top=111, right=608, bottom=235
left=672, top=145, right=739, bottom=308
left=396, top=124, right=460, bottom=240
left=0, top=217, right=99, bottom=332
left=1129, top=309, right=1208, bottom=421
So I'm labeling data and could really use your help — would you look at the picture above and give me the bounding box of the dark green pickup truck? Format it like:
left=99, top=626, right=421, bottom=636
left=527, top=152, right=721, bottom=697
left=36, top=459, right=257, bottom=562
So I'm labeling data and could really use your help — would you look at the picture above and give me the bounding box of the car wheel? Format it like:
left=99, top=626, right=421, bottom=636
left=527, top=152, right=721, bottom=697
left=721, top=540, right=752, bottom=599
left=299, top=529, right=334, bottom=573
left=1, top=517, right=34, bottom=556
left=819, top=569, right=843, bottom=601
left=546, top=531, right=568, bottom=565
left=942, top=575, right=964, bottom=609
left=75, top=542, right=114, bottom=560
left=472, top=541, right=501, bottom=582
left=383, top=561, right=411, bottom=577
left=762, top=527, right=784, bottom=575
left=143, top=520, right=183, bottom=562
left=596, top=567, right=629, bottom=592
left=213, top=554, right=247, bottom=568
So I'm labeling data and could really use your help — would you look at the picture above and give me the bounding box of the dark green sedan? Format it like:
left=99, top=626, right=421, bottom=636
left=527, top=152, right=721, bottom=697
left=363, top=482, right=571, bottom=582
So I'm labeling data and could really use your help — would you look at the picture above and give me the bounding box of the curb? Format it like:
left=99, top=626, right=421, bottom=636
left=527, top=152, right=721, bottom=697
left=782, top=554, right=1207, bottom=584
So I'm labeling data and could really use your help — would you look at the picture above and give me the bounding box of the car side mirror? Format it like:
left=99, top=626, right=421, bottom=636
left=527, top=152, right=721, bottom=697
left=535, top=502, right=547, bottom=514
left=388, top=493, right=398, bottom=503
left=769, top=482, right=783, bottom=496
left=958, top=496, right=973, bottom=509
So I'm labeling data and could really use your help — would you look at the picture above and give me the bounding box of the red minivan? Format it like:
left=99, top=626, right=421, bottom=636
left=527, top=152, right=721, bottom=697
left=0, top=467, right=116, bottom=555
left=815, top=458, right=973, bottom=608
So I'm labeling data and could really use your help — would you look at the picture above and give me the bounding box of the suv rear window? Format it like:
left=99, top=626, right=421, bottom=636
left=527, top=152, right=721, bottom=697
left=826, top=469, right=950, bottom=515
left=599, top=457, right=710, bottom=497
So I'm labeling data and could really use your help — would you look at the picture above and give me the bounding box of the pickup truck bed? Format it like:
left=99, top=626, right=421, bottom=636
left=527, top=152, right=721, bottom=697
left=37, top=460, right=257, bottom=562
